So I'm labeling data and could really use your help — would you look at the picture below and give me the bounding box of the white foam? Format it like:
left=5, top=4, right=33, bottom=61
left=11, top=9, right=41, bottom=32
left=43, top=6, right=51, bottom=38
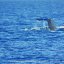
left=31, top=26, right=41, bottom=30
left=23, top=27, right=41, bottom=31
left=23, top=26, right=64, bottom=32
left=24, top=28, right=29, bottom=31
left=58, top=26, right=64, bottom=28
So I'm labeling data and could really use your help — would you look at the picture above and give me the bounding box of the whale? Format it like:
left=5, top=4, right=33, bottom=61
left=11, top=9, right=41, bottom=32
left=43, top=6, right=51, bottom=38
left=35, top=17, right=57, bottom=31
left=46, top=18, right=56, bottom=31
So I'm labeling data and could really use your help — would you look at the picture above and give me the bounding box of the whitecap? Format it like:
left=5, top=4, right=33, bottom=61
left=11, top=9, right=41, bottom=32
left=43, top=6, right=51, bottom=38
left=58, top=26, right=64, bottom=29
left=31, top=26, right=41, bottom=30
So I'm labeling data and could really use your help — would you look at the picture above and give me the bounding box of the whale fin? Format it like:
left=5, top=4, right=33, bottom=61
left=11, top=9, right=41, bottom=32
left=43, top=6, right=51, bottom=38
left=47, top=19, right=56, bottom=31
left=35, top=17, right=56, bottom=31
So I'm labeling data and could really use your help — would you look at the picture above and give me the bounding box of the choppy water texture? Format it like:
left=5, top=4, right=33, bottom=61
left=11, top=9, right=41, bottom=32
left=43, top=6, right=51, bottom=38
left=0, top=0, right=64, bottom=64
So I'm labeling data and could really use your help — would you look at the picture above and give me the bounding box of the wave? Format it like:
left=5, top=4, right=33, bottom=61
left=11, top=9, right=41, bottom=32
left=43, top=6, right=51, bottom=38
left=24, top=27, right=41, bottom=31
left=58, top=26, right=64, bottom=29
left=23, top=26, right=64, bottom=32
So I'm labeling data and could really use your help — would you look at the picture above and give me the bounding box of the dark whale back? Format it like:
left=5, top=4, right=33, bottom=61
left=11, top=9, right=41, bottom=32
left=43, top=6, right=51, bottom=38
left=47, top=19, right=56, bottom=31
left=35, top=17, right=48, bottom=21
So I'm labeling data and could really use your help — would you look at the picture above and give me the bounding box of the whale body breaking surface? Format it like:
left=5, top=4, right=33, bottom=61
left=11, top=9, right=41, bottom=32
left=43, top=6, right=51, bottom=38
left=35, top=17, right=64, bottom=32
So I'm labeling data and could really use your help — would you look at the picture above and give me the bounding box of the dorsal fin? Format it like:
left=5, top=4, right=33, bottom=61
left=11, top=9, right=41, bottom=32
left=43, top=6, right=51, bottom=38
left=35, top=17, right=56, bottom=31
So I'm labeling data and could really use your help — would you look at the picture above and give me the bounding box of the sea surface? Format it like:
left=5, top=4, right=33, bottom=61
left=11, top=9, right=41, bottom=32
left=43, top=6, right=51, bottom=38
left=0, top=0, right=64, bottom=64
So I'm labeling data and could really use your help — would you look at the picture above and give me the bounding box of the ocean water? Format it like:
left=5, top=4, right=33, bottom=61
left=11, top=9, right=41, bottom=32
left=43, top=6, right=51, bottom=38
left=0, top=0, right=64, bottom=64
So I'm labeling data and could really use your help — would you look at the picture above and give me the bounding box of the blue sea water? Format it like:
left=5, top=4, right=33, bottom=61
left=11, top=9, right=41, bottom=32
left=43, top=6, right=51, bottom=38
left=0, top=0, right=64, bottom=64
